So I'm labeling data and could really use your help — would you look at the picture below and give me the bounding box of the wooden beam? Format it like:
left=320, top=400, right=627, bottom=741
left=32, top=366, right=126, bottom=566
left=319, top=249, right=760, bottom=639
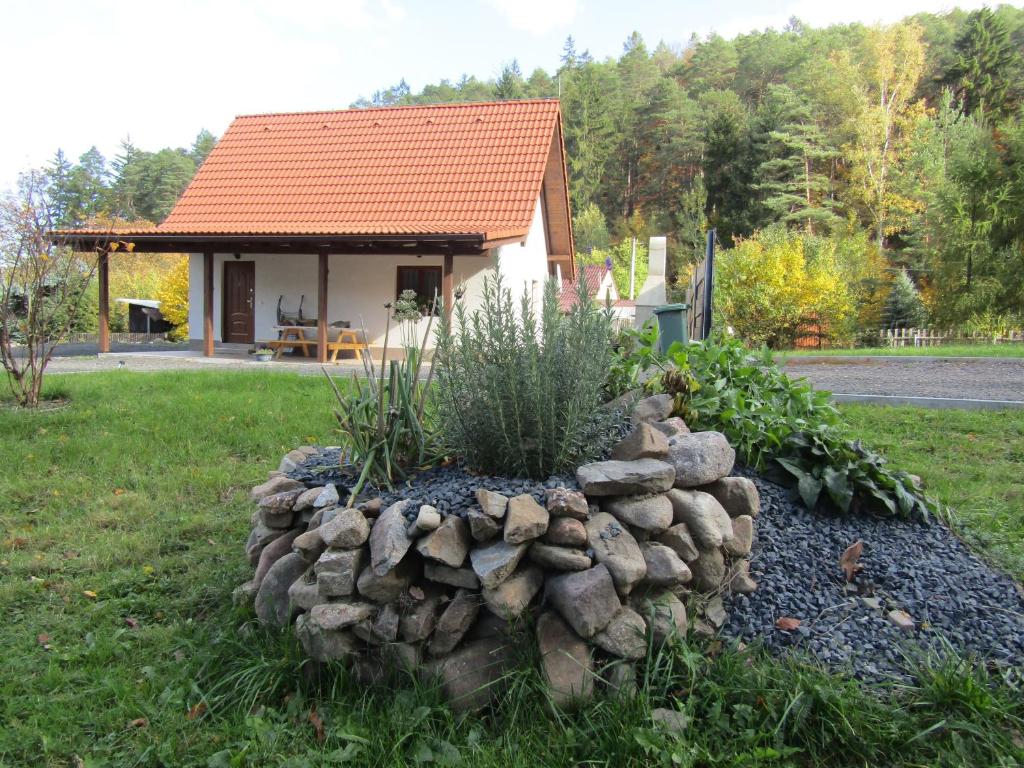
left=317, top=251, right=328, bottom=364
left=97, top=250, right=110, bottom=353
left=442, top=253, right=454, bottom=319
left=203, top=251, right=214, bottom=357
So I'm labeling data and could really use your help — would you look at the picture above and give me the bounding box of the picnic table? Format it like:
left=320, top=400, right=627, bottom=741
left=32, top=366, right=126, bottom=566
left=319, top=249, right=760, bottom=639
left=264, top=326, right=364, bottom=362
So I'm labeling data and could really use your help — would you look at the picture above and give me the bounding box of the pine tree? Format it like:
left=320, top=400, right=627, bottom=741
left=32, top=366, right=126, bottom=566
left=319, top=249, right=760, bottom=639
left=495, top=61, right=525, bottom=100
left=884, top=268, right=927, bottom=329
left=943, top=8, right=1022, bottom=118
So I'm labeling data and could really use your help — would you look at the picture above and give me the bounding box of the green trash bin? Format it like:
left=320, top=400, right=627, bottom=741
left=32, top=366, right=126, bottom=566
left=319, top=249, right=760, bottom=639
left=653, top=303, right=690, bottom=354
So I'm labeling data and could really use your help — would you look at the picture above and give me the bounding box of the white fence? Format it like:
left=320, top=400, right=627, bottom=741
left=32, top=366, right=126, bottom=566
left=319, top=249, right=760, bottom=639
left=879, top=327, right=1024, bottom=347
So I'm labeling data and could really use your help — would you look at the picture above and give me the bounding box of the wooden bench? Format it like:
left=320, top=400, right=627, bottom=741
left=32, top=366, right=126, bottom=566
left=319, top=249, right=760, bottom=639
left=265, top=338, right=315, bottom=359
left=326, top=330, right=365, bottom=363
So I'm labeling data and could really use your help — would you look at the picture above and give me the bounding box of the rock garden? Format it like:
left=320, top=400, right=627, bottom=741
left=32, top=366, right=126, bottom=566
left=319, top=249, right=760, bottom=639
left=234, top=275, right=1024, bottom=712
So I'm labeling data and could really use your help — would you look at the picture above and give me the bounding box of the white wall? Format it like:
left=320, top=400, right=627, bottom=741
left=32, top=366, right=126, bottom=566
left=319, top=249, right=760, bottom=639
left=188, top=196, right=554, bottom=350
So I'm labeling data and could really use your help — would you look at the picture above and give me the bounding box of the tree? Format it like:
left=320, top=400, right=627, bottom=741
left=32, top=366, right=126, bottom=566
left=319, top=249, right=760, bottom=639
left=883, top=268, right=927, bottom=328
left=495, top=61, right=525, bottom=100
left=191, top=129, right=217, bottom=166
left=942, top=8, right=1022, bottom=118
left=0, top=171, right=103, bottom=407
left=573, top=203, right=611, bottom=253
left=154, top=256, right=189, bottom=341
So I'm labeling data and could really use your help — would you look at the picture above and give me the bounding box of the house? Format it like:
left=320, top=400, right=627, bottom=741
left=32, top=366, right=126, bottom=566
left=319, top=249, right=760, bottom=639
left=114, top=298, right=173, bottom=334
left=52, top=99, right=575, bottom=361
left=559, top=262, right=635, bottom=327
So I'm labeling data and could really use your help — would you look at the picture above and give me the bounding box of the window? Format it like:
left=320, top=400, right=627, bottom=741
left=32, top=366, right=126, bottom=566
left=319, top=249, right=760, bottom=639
left=396, top=266, right=442, bottom=313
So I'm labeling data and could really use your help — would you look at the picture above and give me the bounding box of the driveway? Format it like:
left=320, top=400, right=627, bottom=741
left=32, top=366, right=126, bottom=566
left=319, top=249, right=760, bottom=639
left=782, top=356, right=1024, bottom=408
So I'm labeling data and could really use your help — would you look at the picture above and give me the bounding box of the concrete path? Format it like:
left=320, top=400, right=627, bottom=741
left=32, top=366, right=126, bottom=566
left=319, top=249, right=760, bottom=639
left=783, top=356, right=1024, bottom=409
left=46, top=350, right=366, bottom=377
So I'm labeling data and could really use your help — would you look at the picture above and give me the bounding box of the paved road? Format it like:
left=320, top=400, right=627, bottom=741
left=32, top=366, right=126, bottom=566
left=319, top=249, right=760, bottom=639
left=783, top=357, right=1024, bottom=407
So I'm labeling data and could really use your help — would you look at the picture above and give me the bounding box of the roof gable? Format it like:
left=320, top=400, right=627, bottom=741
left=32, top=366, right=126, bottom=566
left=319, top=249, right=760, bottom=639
left=156, top=100, right=563, bottom=241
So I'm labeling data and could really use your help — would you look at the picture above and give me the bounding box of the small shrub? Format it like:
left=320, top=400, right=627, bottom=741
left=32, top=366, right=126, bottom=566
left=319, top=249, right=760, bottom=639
left=433, top=270, right=618, bottom=478
left=616, top=333, right=938, bottom=522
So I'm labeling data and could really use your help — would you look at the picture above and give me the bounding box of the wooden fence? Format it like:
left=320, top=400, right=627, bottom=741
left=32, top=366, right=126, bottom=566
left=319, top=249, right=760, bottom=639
left=879, top=327, right=1024, bottom=347
left=62, top=332, right=170, bottom=344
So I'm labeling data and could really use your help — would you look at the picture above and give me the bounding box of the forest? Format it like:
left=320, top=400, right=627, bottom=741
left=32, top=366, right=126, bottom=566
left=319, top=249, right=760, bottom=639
left=39, top=6, right=1024, bottom=347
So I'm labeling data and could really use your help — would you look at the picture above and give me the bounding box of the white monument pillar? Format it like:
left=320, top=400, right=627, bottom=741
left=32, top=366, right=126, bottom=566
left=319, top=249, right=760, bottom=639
left=634, top=236, right=666, bottom=329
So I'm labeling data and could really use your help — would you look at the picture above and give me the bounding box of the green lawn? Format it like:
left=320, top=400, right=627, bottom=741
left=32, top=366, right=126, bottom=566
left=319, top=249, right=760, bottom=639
left=840, top=404, right=1024, bottom=581
left=1, top=371, right=1022, bottom=767
left=779, top=343, right=1024, bottom=359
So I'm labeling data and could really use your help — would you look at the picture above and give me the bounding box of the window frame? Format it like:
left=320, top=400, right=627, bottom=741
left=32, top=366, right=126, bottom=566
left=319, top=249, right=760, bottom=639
left=395, top=265, right=443, bottom=314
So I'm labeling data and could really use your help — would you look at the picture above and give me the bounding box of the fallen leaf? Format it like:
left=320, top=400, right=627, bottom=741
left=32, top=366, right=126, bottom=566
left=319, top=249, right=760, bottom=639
left=125, top=617, right=139, bottom=629
left=839, top=540, right=864, bottom=582
left=142, top=565, right=155, bottom=575
left=206, top=538, right=215, bottom=546
left=308, top=707, right=325, bottom=743
left=129, top=718, right=148, bottom=728
left=62, top=550, right=79, bottom=560
left=775, top=617, right=802, bottom=631
left=83, top=590, right=98, bottom=599
left=187, top=702, right=207, bottom=721
left=6, top=536, right=28, bottom=549
left=37, top=633, right=52, bottom=650
left=114, top=488, right=125, bottom=496
left=173, top=650, right=186, bottom=662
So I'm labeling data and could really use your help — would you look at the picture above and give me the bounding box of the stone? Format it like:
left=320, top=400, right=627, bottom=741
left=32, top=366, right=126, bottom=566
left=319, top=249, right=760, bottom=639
left=470, top=540, right=529, bottom=590
left=592, top=607, right=647, bottom=659
left=723, top=514, right=754, bottom=557
left=475, top=489, right=509, bottom=519
left=356, top=552, right=416, bottom=602
left=371, top=603, right=400, bottom=643
left=259, top=490, right=302, bottom=528
left=699, top=477, right=760, bottom=518
left=407, top=505, right=442, bottom=537
left=630, top=590, right=687, bottom=646
left=429, top=589, right=481, bottom=657
left=316, top=547, right=366, bottom=597
left=888, top=609, right=915, bottom=632
left=358, top=497, right=383, bottom=516
left=657, top=523, right=700, bottom=563
left=703, top=596, right=728, bottom=628
left=255, top=552, right=308, bottom=627
left=432, top=637, right=514, bottom=712
left=250, top=475, right=304, bottom=502
left=295, top=445, right=319, bottom=457
left=247, top=524, right=286, bottom=565
left=253, top=529, right=303, bottom=589
left=602, top=494, right=673, bottom=533
left=278, top=449, right=308, bottom=473
left=423, top=562, right=480, bottom=590
left=585, top=512, right=647, bottom=595
left=467, top=508, right=503, bottom=542
left=545, top=487, right=589, bottom=520
left=369, top=500, right=414, bottom=576
left=667, top=431, right=736, bottom=488
left=575, top=459, right=675, bottom=497
left=504, top=494, right=549, bottom=544
left=287, top=571, right=324, bottom=612
left=640, top=542, right=691, bottom=587
left=537, top=611, right=594, bottom=708
left=232, top=580, right=258, bottom=607
left=318, top=507, right=370, bottom=549
left=543, top=517, right=587, bottom=547
left=417, top=515, right=471, bottom=567
left=604, top=662, right=638, bottom=698
left=467, top=608, right=514, bottom=642
left=294, top=486, right=324, bottom=512
left=651, top=417, right=690, bottom=438
left=611, top=422, right=670, bottom=461
left=310, top=601, right=376, bottom=630
left=667, top=489, right=733, bottom=549
left=545, top=564, right=621, bottom=638
left=295, top=612, right=357, bottom=663
left=399, top=589, right=443, bottom=643
left=631, top=393, right=673, bottom=423
left=314, top=484, right=340, bottom=508
left=482, top=564, right=543, bottom=620
left=652, top=708, right=689, bottom=735
left=528, top=543, right=592, bottom=571
left=306, top=506, right=336, bottom=531
left=292, top=529, right=327, bottom=563
left=690, top=547, right=727, bottom=592
left=382, top=642, right=422, bottom=674
left=726, top=559, right=757, bottom=594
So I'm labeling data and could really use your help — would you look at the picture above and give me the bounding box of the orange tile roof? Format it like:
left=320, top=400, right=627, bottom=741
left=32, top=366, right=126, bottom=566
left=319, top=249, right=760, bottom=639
left=73, top=100, right=564, bottom=242
left=559, top=264, right=610, bottom=312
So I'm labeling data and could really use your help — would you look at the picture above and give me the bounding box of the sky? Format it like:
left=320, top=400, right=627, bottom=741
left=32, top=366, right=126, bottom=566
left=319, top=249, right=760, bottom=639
left=0, top=0, right=996, bottom=190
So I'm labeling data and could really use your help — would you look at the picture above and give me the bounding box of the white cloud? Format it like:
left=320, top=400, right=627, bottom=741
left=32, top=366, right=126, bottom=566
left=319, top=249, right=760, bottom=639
left=487, top=0, right=579, bottom=36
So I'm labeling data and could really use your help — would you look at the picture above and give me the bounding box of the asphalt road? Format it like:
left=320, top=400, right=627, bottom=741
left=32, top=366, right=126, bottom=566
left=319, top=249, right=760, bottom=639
left=783, top=356, right=1024, bottom=407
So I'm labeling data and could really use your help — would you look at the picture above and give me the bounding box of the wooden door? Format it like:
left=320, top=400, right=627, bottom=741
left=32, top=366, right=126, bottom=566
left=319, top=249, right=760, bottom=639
left=223, top=261, right=255, bottom=344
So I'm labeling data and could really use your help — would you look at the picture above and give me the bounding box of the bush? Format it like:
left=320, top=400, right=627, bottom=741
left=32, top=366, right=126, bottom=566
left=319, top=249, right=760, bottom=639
left=433, top=271, right=618, bottom=478
left=614, top=331, right=937, bottom=522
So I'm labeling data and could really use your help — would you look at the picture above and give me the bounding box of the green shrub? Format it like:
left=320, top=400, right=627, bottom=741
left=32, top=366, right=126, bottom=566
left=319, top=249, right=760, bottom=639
left=615, top=332, right=938, bottom=522
left=433, top=270, right=618, bottom=478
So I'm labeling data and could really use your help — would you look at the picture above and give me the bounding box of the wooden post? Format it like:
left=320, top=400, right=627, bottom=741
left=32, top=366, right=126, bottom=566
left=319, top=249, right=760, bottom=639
left=97, top=249, right=110, bottom=353
left=317, top=251, right=329, bottom=364
left=203, top=251, right=214, bottom=357
left=442, top=253, right=454, bottom=318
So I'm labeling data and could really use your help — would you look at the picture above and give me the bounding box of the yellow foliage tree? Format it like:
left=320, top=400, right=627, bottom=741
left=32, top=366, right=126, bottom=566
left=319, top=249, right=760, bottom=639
left=715, top=227, right=853, bottom=348
left=154, top=257, right=189, bottom=341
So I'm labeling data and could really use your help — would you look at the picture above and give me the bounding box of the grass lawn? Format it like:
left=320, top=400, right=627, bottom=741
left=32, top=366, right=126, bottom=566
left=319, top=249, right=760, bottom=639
left=2, top=371, right=1022, bottom=767
left=779, top=343, right=1024, bottom=359
left=840, top=404, right=1024, bottom=582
